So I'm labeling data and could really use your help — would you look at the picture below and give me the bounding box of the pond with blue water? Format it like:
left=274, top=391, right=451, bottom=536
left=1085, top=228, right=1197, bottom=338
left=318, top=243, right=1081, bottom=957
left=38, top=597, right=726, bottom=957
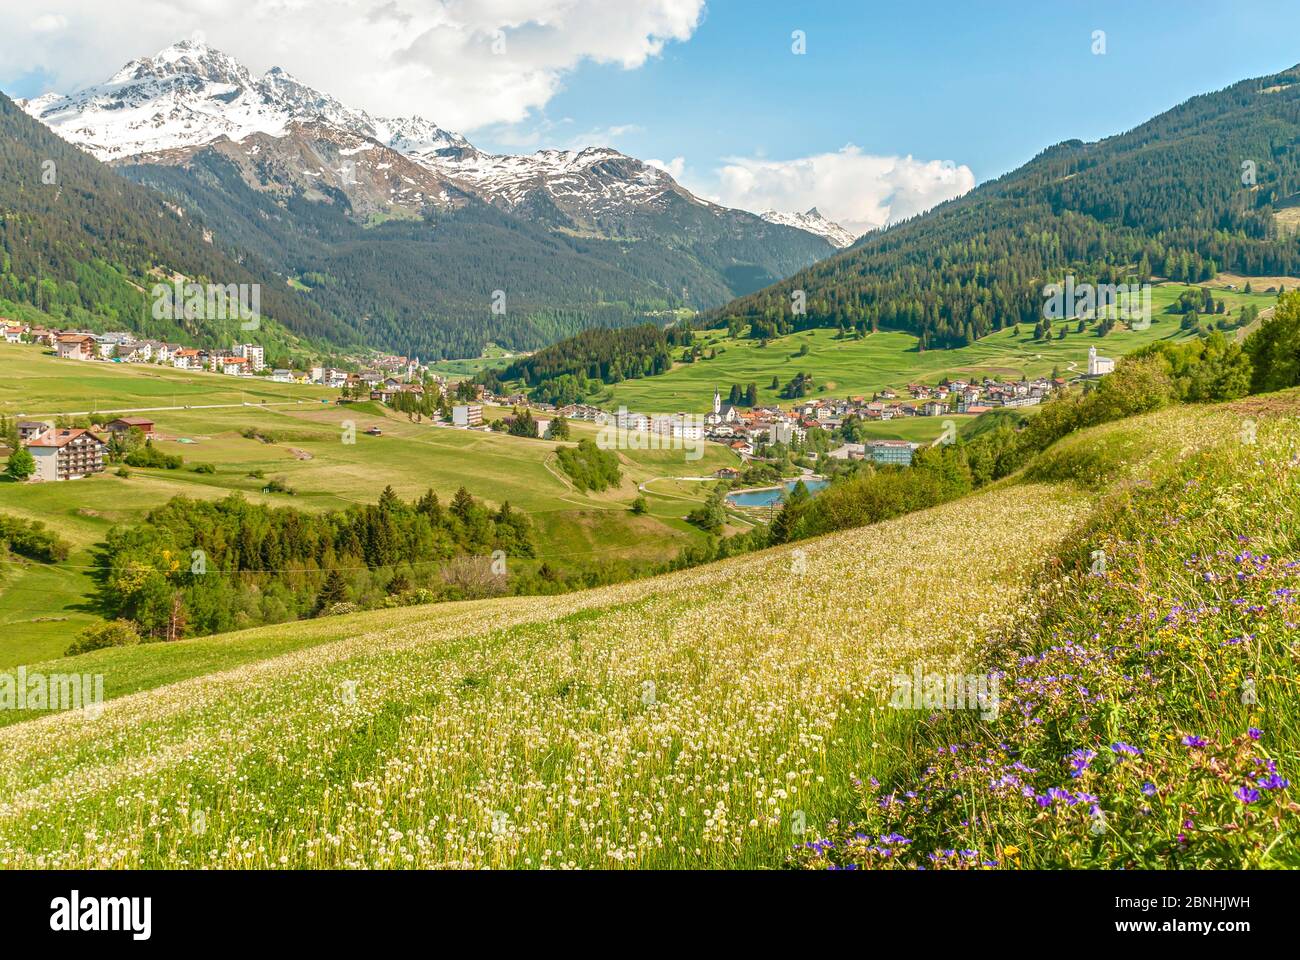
left=726, top=478, right=828, bottom=508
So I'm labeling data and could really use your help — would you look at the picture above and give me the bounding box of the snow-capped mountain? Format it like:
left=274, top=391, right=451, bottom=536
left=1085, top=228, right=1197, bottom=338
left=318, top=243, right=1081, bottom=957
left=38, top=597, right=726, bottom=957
left=18, top=39, right=835, bottom=250
left=435, top=145, right=715, bottom=227
left=759, top=208, right=857, bottom=248
left=18, top=39, right=469, bottom=165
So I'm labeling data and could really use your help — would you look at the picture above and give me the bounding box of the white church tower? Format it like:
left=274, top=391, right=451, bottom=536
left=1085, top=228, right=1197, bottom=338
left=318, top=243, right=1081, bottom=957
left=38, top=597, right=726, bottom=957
left=1088, top=346, right=1115, bottom=377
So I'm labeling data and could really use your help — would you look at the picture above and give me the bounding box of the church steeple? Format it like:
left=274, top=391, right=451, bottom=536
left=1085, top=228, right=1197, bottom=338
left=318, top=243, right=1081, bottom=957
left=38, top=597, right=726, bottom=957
left=713, top=387, right=721, bottom=415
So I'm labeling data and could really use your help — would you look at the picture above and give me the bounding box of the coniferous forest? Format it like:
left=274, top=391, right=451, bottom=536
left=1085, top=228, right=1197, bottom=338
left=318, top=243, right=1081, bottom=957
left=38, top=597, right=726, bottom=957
left=711, top=67, right=1300, bottom=347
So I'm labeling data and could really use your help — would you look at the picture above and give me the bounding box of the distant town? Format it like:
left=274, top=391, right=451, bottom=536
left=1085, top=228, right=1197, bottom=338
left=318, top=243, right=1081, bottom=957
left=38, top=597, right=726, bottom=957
left=2, top=318, right=1115, bottom=480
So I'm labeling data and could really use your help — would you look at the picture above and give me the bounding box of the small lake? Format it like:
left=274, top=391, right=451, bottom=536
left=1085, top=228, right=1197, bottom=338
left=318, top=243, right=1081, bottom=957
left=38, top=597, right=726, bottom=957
left=727, top=478, right=828, bottom=508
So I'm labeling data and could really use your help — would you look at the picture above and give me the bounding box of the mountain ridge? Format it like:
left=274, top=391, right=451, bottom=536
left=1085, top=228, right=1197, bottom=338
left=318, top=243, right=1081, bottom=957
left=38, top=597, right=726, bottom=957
left=13, top=38, right=838, bottom=359
left=709, top=62, right=1300, bottom=347
left=19, top=38, right=835, bottom=248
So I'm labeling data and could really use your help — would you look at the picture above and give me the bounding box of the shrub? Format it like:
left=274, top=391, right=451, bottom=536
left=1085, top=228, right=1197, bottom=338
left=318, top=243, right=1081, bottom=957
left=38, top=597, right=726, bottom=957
left=124, top=441, right=182, bottom=470
left=66, top=619, right=141, bottom=657
left=4, top=446, right=36, bottom=481
left=0, top=514, right=71, bottom=562
left=556, top=439, right=621, bottom=492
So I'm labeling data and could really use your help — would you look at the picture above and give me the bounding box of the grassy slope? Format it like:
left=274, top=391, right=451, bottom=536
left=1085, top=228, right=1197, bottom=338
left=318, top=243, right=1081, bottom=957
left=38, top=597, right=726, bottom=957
left=596, top=283, right=1275, bottom=417
left=0, top=477, right=1089, bottom=868
left=0, top=343, right=338, bottom=415
left=0, top=343, right=739, bottom=664
left=796, top=396, right=1300, bottom=869
left=4, top=344, right=1296, bottom=869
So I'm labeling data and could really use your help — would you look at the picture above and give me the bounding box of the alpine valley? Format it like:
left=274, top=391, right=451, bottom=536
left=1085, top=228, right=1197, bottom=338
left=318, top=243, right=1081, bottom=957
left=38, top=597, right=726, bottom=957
left=14, top=39, right=844, bottom=360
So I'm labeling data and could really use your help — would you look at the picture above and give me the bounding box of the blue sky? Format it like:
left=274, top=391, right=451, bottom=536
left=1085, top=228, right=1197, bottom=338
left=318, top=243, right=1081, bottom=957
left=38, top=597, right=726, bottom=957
left=5, top=1, right=1300, bottom=233
left=486, top=0, right=1300, bottom=182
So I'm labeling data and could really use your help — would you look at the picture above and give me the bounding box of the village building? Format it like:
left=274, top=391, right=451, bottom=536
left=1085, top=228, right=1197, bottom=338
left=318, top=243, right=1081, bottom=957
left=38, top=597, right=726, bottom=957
left=17, top=421, right=51, bottom=442
left=55, top=333, right=96, bottom=361
left=24, top=428, right=106, bottom=482
left=105, top=417, right=157, bottom=439
left=452, top=404, right=483, bottom=428
left=233, top=343, right=265, bottom=371
left=768, top=420, right=805, bottom=445
left=827, top=442, right=867, bottom=461
left=867, top=439, right=918, bottom=467
left=172, top=348, right=207, bottom=370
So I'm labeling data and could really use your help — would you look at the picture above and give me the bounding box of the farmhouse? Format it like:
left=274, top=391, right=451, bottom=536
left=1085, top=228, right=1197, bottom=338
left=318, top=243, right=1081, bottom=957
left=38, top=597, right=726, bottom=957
left=24, top=428, right=106, bottom=481
left=17, top=421, right=50, bottom=442
left=106, top=417, right=156, bottom=439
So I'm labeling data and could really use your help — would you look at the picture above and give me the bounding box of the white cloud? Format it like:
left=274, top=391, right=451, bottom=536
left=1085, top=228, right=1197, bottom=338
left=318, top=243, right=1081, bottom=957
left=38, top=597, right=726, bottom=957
left=29, top=14, right=69, bottom=33
left=0, top=0, right=705, bottom=132
left=646, top=156, right=685, bottom=179
left=698, top=145, right=975, bottom=236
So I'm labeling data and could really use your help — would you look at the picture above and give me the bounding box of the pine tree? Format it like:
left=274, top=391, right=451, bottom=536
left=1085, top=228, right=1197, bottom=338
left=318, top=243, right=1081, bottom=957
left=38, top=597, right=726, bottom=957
left=451, top=486, right=476, bottom=522
left=315, top=569, right=349, bottom=612
left=416, top=489, right=442, bottom=521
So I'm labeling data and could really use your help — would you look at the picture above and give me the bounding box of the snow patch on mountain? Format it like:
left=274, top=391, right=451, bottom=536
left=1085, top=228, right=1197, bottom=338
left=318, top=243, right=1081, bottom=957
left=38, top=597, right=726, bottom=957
left=759, top=208, right=858, bottom=247
left=18, top=39, right=838, bottom=248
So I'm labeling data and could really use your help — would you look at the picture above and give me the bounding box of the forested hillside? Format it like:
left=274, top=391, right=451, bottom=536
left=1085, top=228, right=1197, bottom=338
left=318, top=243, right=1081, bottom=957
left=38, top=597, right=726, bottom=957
left=0, top=93, right=350, bottom=353
left=123, top=145, right=828, bottom=360
left=482, top=323, right=695, bottom=404
left=712, top=64, right=1300, bottom=347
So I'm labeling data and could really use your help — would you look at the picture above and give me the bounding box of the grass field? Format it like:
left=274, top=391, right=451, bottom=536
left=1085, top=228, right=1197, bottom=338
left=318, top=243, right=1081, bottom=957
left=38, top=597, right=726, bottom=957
left=0, top=477, right=1091, bottom=868
left=425, top=343, right=522, bottom=379
left=0, top=342, right=337, bottom=416
left=797, top=398, right=1300, bottom=869
left=0, top=343, right=739, bottom=665
left=595, top=283, right=1278, bottom=417
left=0, top=379, right=1294, bottom=868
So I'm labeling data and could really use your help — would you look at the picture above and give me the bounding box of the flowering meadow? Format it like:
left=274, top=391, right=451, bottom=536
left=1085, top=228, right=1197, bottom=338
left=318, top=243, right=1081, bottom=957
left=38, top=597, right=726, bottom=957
left=795, top=399, right=1300, bottom=869
left=0, top=481, right=1087, bottom=868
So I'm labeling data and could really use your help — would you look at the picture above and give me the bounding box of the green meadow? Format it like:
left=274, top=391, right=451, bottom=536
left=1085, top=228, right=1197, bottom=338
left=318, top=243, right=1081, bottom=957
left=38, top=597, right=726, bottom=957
left=0, top=342, right=336, bottom=416
left=595, top=283, right=1276, bottom=416
left=0, top=344, right=738, bottom=665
